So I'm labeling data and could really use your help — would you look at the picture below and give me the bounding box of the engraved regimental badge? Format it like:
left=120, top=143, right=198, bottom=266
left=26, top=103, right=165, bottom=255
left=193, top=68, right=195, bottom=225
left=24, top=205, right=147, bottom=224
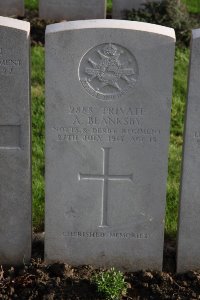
left=79, top=43, right=139, bottom=100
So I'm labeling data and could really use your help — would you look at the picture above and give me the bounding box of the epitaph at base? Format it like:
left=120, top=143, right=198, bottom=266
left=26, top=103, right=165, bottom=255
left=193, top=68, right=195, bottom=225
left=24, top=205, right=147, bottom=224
left=45, top=20, right=175, bottom=271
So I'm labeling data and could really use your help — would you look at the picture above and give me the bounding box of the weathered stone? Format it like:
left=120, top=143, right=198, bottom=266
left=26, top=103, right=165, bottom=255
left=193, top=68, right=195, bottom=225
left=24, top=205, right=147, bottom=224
left=0, top=17, right=31, bottom=265
left=39, top=0, right=106, bottom=21
left=112, top=0, right=161, bottom=19
left=0, top=0, right=24, bottom=17
left=177, top=29, right=200, bottom=273
left=45, top=20, right=175, bottom=271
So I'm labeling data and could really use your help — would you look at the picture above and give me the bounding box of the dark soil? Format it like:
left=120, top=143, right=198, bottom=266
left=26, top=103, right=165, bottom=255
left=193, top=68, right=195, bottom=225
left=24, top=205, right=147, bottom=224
left=20, top=9, right=112, bottom=46
left=19, top=10, right=52, bottom=46
left=0, top=234, right=200, bottom=299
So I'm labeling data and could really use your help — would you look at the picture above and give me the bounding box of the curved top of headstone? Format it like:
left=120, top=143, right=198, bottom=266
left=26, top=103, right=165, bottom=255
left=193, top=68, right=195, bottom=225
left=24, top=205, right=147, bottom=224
left=192, top=28, right=200, bottom=39
left=0, top=16, right=30, bottom=32
left=46, top=19, right=175, bottom=40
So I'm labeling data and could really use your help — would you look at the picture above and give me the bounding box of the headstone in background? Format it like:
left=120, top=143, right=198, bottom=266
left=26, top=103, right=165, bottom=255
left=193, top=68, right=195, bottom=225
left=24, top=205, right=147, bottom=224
left=39, top=0, right=107, bottom=21
left=177, top=29, right=200, bottom=273
left=0, top=0, right=24, bottom=17
left=112, top=0, right=161, bottom=19
left=45, top=19, right=175, bottom=271
left=0, top=17, right=31, bottom=265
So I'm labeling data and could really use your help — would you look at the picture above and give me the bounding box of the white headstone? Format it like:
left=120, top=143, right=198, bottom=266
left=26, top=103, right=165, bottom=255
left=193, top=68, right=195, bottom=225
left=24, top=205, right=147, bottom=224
left=112, top=0, right=161, bottom=19
left=39, top=0, right=107, bottom=21
left=0, top=17, right=31, bottom=265
left=45, top=20, right=175, bottom=271
left=177, top=29, right=200, bottom=273
left=0, top=0, right=24, bottom=17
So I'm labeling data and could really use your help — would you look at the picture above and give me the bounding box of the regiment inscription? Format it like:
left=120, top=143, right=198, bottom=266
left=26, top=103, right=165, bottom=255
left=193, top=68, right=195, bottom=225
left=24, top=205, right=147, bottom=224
left=45, top=20, right=175, bottom=271
left=52, top=105, right=160, bottom=144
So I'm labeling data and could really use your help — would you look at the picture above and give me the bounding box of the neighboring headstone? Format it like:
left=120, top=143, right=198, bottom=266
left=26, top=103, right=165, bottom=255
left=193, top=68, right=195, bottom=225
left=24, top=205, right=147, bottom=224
left=39, top=0, right=106, bottom=21
left=0, top=0, right=24, bottom=17
left=45, top=20, right=175, bottom=271
left=177, top=29, right=200, bottom=273
left=0, top=17, right=31, bottom=265
left=112, top=0, right=161, bottom=19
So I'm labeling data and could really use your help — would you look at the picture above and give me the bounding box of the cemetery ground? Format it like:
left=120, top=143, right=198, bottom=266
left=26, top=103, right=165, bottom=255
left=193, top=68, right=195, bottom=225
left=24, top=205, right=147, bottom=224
left=1, top=0, right=200, bottom=299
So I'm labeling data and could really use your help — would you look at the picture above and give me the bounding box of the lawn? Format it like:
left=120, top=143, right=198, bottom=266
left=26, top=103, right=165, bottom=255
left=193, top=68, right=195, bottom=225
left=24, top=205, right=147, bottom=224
left=31, top=46, right=45, bottom=231
left=183, top=0, right=200, bottom=13
left=31, top=46, right=189, bottom=235
left=165, top=48, right=189, bottom=235
left=26, top=0, right=193, bottom=235
left=25, top=0, right=38, bottom=10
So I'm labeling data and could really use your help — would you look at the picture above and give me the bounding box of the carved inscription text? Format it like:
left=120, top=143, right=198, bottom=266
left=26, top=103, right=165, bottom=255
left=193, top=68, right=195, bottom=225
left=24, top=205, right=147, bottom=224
left=52, top=105, right=161, bottom=145
left=0, top=48, right=21, bottom=76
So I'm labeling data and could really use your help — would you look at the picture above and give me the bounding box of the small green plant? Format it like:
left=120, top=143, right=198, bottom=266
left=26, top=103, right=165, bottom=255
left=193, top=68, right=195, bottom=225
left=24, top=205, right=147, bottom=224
left=93, top=267, right=127, bottom=300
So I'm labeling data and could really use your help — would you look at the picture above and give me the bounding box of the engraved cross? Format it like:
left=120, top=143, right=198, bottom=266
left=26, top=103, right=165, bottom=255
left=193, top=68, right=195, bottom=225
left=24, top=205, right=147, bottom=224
left=78, top=147, right=133, bottom=228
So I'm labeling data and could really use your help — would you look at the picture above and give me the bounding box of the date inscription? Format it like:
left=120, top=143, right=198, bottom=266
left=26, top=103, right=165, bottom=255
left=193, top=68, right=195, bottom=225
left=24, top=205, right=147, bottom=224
left=52, top=105, right=161, bottom=145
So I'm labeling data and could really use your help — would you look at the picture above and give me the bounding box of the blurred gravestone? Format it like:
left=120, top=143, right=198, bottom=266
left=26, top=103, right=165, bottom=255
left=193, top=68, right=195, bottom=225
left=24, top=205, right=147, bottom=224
left=112, top=0, right=161, bottom=19
left=0, top=0, right=24, bottom=17
left=45, top=19, right=175, bottom=271
left=177, top=29, right=200, bottom=273
left=0, top=17, right=31, bottom=265
left=39, top=0, right=107, bottom=21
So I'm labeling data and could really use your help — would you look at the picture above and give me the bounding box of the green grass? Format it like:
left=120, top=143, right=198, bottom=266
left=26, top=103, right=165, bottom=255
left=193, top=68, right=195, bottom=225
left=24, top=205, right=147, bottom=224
left=25, top=0, right=38, bottom=11
left=107, top=0, right=112, bottom=13
left=165, top=48, right=189, bottom=235
left=31, top=46, right=45, bottom=231
left=31, top=45, right=189, bottom=235
left=182, top=0, right=200, bottom=13
left=27, top=0, right=191, bottom=234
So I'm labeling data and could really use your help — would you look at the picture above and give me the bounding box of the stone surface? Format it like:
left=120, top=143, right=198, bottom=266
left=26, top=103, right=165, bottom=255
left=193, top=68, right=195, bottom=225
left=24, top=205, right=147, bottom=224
left=45, top=20, right=175, bottom=271
left=39, top=0, right=106, bottom=21
left=177, top=29, right=200, bottom=273
left=0, top=17, right=31, bottom=265
left=112, top=0, right=161, bottom=19
left=0, top=0, right=24, bottom=17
